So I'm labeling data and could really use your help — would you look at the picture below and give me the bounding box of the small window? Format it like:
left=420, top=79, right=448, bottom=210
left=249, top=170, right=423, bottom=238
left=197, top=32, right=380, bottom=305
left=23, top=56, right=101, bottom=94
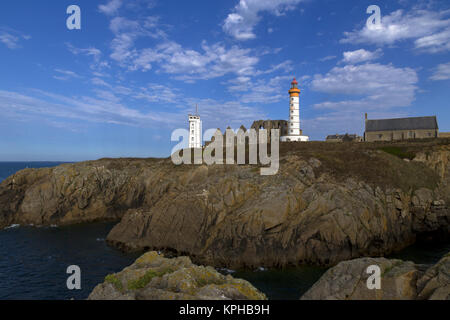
left=378, top=134, right=382, bottom=139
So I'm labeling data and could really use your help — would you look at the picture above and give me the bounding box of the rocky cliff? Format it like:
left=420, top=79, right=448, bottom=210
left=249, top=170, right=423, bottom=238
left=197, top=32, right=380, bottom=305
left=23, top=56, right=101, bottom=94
left=88, top=251, right=266, bottom=300
left=301, top=252, right=450, bottom=300
left=1, top=141, right=449, bottom=268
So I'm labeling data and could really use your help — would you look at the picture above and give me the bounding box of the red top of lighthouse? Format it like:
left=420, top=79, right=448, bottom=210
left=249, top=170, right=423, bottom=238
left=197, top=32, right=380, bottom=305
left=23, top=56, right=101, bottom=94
left=289, top=77, right=300, bottom=96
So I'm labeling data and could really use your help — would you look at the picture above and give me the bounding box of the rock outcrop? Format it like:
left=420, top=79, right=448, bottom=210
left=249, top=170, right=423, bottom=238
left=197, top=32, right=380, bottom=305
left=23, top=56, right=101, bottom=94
left=1, top=141, right=449, bottom=268
left=301, top=252, right=450, bottom=300
left=88, top=251, right=266, bottom=300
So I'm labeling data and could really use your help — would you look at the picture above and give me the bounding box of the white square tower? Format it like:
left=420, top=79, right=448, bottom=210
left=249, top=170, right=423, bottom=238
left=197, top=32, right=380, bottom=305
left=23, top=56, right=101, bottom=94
left=188, top=111, right=202, bottom=149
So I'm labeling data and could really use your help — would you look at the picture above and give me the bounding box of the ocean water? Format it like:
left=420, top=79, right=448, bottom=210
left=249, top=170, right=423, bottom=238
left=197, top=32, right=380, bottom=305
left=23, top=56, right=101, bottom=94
left=0, top=162, right=71, bottom=183
left=0, top=162, right=448, bottom=300
left=0, top=222, right=141, bottom=300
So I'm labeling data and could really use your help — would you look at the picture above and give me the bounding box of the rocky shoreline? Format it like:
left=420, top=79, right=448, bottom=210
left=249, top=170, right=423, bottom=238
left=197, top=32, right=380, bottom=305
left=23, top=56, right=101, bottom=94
left=1, top=141, right=449, bottom=269
left=88, top=250, right=449, bottom=300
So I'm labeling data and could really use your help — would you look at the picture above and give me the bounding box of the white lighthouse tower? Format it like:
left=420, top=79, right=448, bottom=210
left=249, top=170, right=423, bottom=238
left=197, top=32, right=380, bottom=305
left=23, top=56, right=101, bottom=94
left=280, top=78, right=309, bottom=142
left=188, top=105, right=202, bottom=148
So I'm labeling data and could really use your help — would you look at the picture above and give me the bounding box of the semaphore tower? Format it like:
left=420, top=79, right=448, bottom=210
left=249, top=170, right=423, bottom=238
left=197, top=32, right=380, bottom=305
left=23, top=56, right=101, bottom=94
left=188, top=104, right=202, bottom=148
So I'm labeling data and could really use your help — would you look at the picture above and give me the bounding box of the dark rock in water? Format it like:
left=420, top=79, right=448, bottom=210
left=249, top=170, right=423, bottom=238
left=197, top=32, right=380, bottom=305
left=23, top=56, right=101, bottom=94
left=88, top=251, right=266, bottom=300
left=301, top=252, right=450, bottom=300
left=1, top=142, right=449, bottom=268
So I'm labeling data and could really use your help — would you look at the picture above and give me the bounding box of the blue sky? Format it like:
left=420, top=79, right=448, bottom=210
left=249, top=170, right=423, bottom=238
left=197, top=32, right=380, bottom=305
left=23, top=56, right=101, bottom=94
left=0, top=0, right=449, bottom=161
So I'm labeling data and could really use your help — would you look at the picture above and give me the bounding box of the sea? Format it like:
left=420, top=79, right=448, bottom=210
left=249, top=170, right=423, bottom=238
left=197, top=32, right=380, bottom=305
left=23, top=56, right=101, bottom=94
left=0, top=162, right=449, bottom=300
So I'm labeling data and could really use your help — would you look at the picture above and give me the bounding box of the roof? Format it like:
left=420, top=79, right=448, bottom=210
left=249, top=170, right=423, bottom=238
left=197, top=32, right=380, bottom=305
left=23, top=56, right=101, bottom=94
left=326, top=134, right=360, bottom=140
left=365, top=116, right=438, bottom=132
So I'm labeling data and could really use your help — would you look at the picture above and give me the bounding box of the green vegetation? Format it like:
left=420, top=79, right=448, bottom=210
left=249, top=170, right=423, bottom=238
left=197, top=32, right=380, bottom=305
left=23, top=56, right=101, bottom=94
left=127, top=268, right=174, bottom=290
left=381, top=261, right=403, bottom=276
left=105, top=274, right=123, bottom=292
left=277, top=140, right=442, bottom=192
left=379, top=146, right=416, bottom=160
left=195, top=277, right=226, bottom=288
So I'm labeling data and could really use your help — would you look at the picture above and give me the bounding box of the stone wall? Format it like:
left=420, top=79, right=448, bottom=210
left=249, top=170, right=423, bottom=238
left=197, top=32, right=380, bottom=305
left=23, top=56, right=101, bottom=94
left=365, top=129, right=438, bottom=142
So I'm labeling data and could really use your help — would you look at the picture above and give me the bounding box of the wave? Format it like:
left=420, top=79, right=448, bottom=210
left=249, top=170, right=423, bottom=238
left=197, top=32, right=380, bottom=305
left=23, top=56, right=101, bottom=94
left=4, top=224, right=20, bottom=230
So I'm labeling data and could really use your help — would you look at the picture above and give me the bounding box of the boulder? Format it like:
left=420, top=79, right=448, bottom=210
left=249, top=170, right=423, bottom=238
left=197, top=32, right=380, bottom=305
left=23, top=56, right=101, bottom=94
left=88, top=251, right=267, bottom=300
left=301, top=252, right=450, bottom=300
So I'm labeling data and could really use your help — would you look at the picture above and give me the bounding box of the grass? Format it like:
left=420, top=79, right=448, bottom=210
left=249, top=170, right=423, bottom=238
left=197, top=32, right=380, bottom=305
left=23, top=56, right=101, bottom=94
left=279, top=140, right=445, bottom=192
left=378, top=146, right=416, bottom=160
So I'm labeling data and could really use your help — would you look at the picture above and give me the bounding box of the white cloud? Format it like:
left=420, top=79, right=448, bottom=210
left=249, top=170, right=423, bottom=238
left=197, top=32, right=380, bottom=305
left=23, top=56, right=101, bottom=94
left=160, top=42, right=259, bottom=80
left=108, top=16, right=166, bottom=69
left=66, top=43, right=110, bottom=72
left=91, top=77, right=111, bottom=87
left=0, top=28, right=30, bottom=49
left=99, top=0, right=123, bottom=16
left=183, top=98, right=266, bottom=131
left=341, top=49, right=383, bottom=64
left=311, top=63, right=418, bottom=111
left=53, top=69, right=82, bottom=81
left=319, top=55, right=337, bottom=62
left=124, top=40, right=260, bottom=81
left=132, top=83, right=179, bottom=104
left=0, top=86, right=265, bottom=135
left=0, top=32, right=19, bottom=49
left=101, top=7, right=279, bottom=82
left=430, top=62, right=450, bottom=81
left=415, top=28, right=450, bottom=53
left=223, top=0, right=304, bottom=40
left=341, top=9, right=450, bottom=53
left=67, top=44, right=102, bottom=61
left=0, top=88, right=181, bottom=128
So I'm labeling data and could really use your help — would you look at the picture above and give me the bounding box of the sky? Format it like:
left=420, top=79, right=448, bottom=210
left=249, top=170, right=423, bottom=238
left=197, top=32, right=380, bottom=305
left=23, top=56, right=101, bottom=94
left=0, top=0, right=449, bottom=161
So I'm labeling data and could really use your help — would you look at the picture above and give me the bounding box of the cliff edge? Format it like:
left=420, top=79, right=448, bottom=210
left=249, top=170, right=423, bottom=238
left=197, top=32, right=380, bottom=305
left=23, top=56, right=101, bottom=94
left=1, top=140, right=449, bottom=268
